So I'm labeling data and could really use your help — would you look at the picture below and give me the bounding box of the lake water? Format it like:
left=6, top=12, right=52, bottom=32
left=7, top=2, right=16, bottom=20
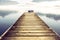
left=37, top=13, right=60, bottom=36
left=0, top=11, right=60, bottom=37
left=0, top=10, right=23, bottom=36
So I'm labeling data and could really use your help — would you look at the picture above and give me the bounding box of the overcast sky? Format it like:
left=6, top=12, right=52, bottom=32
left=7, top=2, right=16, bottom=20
left=0, top=0, right=18, bottom=5
left=0, top=0, right=60, bottom=4
left=33, top=0, right=60, bottom=2
left=0, top=0, right=60, bottom=15
left=0, top=0, right=60, bottom=5
left=0, top=0, right=60, bottom=2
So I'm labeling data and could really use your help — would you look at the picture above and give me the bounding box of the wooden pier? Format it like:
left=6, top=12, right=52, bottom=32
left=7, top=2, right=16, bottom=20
left=1, top=12, right=60, bottom=40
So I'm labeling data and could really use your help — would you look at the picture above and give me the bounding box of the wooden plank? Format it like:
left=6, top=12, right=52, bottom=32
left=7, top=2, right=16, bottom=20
left=2, top=12, right=60, bottom=40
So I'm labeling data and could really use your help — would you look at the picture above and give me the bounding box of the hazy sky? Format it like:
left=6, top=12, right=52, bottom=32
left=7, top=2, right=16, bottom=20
left=0, top=0, right=60, bottom=5
left=0, top=0, right=11, bottom=3
left=0, top=0, right=60, bottom=15
left=0, top=0, right=60, bottom=3
left=33, top=0, right=60, bottom=2
left=0, top=0, right=18, bottom=5
left=0, top=0, right=59, bottom=2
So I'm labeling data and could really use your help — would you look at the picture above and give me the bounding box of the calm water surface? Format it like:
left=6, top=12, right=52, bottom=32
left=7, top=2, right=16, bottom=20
left=0, top=10, right=22, bottom=36
left=37, top=13, right=60, bottom=36
left=0, top=11, right=60, bottom=36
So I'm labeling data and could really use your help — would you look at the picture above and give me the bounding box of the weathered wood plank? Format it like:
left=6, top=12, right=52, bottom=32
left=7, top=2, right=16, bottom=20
left=2, top=12, right=60, bottom=40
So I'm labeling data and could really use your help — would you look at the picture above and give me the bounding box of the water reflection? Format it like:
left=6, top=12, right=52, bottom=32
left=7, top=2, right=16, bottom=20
left=0, top=10, right=21, bottom=36
left=0, top=11, right=60, bottom=37
left=37, top=12, right=60, bottom=20
left=37, top=13, right=60, bottom=35
left=0, top=10, right=17, bottom=17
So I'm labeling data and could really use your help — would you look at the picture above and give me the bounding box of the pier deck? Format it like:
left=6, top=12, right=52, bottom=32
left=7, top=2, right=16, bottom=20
left=2, top=12, right=60, bottom=40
